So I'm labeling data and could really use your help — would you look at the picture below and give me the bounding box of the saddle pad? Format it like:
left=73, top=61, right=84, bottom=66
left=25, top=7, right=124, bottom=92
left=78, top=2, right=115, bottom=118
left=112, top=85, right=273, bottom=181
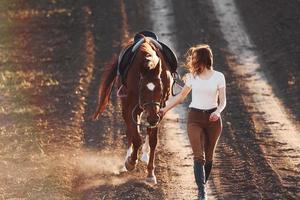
left=117, top=36, right=178, bottom=85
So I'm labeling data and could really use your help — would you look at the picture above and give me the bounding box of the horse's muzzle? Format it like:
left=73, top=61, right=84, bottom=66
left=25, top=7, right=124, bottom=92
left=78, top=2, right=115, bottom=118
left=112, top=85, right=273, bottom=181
left=146, top=113, right=161, bottom=128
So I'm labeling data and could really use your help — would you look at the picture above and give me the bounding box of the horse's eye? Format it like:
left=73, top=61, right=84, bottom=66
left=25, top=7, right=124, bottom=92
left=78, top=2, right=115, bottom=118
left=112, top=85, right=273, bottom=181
left=145, top=54, right=152, bottom=60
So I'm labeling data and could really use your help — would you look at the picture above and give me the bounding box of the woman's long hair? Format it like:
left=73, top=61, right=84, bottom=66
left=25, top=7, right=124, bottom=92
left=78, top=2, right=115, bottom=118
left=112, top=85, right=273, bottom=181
left=184, top=44, right=213, bottom=76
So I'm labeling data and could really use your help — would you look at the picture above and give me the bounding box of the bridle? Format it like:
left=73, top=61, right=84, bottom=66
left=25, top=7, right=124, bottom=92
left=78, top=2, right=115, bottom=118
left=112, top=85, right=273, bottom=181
left=131, top=102, right=161, bottom=129
left=131, top=75, right=163, bottom=128
left=131, top=61, right=164, bottom=129
left=131, top=38, right=175, bottom=129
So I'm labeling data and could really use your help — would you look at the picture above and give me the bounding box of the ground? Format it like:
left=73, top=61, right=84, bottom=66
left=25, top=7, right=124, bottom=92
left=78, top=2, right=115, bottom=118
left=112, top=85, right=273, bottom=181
left=0, top=0, right=299, bottom=199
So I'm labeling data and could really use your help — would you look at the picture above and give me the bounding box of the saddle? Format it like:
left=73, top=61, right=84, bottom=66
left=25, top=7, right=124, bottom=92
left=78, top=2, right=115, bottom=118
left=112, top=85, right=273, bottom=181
left=117, top=31, right=178, bottom=85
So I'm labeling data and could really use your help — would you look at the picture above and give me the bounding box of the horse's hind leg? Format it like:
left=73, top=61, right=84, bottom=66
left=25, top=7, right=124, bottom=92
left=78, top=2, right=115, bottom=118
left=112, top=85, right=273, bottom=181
left=124, top=130, right=132, bottom=161
left=122, top=105, right=132, bottom=161
left=146, top=127, right=158, bottom=184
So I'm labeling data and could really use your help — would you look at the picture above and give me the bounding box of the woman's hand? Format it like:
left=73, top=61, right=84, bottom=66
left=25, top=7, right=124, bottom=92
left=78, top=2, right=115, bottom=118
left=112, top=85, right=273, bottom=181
left=158, top=85, right=191, bottom=119
left=209, top=111, right=220, bottom=121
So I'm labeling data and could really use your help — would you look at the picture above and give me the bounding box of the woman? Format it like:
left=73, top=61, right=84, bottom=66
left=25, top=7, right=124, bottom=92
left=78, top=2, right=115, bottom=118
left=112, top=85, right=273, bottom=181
left=160, top=44, right=226, bottom=200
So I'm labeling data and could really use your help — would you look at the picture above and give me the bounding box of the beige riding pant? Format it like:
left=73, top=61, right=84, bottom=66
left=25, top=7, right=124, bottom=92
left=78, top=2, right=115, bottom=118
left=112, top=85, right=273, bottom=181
left=187, top=107, right=222, bottom=165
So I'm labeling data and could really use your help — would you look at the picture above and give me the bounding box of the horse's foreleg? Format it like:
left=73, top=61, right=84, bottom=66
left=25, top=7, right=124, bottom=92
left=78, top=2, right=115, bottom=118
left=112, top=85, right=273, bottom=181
left=146, top=127, right=158, bottom=184
left=125, top=128, right=141, bottom=171
left=125, top=111, right=142, bottom=171
left=131, top=126, right=142, bottom=161
left=123, top=103, right=135, bottom=171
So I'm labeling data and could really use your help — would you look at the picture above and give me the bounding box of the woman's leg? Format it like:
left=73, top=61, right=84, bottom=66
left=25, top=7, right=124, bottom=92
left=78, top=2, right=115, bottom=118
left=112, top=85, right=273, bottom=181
left=204, top=118, right=222, bottom=182
left=187, top=122, right=206, bottom=164
left=187, top=121, right=207, bottom=199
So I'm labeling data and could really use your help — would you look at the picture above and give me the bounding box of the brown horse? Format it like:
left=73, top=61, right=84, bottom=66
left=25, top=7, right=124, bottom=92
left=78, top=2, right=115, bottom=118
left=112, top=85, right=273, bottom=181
left=92, top=36, right=172, bottom=184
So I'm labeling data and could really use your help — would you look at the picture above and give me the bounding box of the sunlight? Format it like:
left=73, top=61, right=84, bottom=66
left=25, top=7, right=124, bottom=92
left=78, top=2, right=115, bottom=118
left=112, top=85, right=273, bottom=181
left=0, top=8, right=72, bottom=20
left=212, top=0, right=300, bottom=178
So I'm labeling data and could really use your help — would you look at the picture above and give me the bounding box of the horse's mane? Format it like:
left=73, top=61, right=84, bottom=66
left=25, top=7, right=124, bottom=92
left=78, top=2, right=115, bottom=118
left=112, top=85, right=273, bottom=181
left=139, top=38, right=164, bottom=75
left=139, top=38, right=158, bottom=54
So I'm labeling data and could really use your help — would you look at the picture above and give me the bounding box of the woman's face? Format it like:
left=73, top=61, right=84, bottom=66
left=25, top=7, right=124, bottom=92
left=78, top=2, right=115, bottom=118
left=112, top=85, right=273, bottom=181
left=192, top=52, right=204, bottom=69
left=192, top=52, right=198, bottom=67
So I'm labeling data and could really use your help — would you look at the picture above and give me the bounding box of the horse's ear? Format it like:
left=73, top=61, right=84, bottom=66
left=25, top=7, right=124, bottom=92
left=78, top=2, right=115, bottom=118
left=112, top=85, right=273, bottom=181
left=149, top=39, right=160, bottom=52
left=134, top=33, right=146, bottom=42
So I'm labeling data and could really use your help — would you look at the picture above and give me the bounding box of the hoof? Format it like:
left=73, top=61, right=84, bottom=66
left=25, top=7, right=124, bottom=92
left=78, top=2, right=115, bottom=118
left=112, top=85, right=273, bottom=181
left=146, top=175, right=157, bottom=185
left=125, top=156, right=137, bottom=171
left=141, top=153, right=149, bottom=164
left=119, top=166, right=128, bottom=173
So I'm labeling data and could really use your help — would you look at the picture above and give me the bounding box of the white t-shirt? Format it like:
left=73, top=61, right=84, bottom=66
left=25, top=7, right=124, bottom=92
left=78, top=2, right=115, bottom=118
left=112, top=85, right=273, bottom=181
left=185, top=70, right=226, bottom=109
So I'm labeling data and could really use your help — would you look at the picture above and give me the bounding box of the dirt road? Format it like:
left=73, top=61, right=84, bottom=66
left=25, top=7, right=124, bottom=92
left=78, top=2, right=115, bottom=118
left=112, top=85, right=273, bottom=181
left=0, top=0, right=299, bottom=199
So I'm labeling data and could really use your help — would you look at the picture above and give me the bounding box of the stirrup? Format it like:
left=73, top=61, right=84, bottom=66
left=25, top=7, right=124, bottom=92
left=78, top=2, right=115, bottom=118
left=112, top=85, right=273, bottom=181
left=117, top=84, right=127, bottom=97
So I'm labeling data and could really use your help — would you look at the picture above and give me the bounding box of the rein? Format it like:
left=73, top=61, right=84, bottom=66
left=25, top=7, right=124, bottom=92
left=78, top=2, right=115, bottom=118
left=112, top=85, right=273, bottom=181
left=131, top=71, right=163, bottom=129
left=171, top=72, right=182, bottom=96
left=131, top=102, right=161, bottom=129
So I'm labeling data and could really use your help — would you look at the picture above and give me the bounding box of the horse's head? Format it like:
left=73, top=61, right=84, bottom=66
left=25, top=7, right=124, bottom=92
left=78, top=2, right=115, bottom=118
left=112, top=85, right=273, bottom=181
left=139, top=76, right=162, bottom=127
left=138, top=38, right=161, bottom=75
left=136, top=38, right=163, bottom=127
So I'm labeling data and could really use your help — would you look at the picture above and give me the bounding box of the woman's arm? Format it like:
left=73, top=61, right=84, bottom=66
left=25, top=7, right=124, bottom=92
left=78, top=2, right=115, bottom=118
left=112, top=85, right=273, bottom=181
left=216, top=87, right=226, bottom=113
left=210, top=87, right=227, bottom=121
left=160, top=85, right=192, bottom=115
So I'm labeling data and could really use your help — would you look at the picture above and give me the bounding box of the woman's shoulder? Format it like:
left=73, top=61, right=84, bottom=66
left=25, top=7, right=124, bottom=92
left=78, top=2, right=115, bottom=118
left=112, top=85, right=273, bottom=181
left=183, top=72, right=194, bottom=87
left=213, top=70, right=225, bottom=78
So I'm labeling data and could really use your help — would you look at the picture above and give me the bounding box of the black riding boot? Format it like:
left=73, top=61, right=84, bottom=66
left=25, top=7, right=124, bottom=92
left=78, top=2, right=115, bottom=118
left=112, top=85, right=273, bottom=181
left=205, top=161, right=213, bottom=183
left=194, top=160, right=207, bottom=200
